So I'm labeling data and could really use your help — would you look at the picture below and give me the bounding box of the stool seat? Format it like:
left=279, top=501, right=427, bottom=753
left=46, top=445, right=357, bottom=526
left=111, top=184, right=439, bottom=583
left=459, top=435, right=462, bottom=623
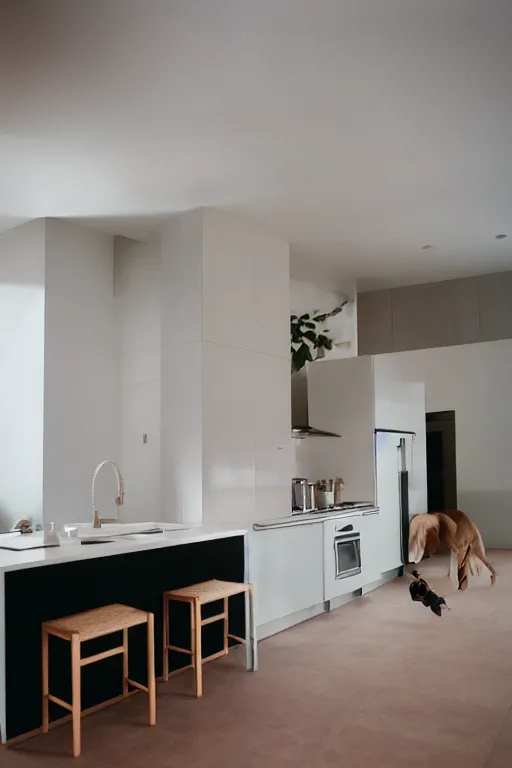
left=167, top=579, right=250, bottom=604
left=163, top=579, right=255, bottom=698
left=42, top=603, right=156, bottom=757
left=45, top=603, right=148, bottom=641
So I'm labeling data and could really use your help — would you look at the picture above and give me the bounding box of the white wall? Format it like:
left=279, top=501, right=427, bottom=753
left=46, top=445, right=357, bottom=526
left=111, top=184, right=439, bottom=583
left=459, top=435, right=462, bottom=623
left=43, top=220, right=118, bottom=527
left=290, top=278, right=357, bottom=356
left=376, top=340, right=512, bottom=548
left=114, top=236, right=161, bottom=522
left=0, top=221, right=45, bottom=530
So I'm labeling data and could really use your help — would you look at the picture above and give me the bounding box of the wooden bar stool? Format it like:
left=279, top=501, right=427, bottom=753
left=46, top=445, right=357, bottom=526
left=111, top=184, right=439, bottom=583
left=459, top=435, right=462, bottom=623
left=163, top=579, right=255, bottom=697
left=42, top=603, right=156, bottom=757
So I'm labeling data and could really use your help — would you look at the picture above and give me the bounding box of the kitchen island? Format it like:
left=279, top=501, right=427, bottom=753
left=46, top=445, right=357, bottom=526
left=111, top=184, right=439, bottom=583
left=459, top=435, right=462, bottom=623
left=0, top=525, right=252, bottom=744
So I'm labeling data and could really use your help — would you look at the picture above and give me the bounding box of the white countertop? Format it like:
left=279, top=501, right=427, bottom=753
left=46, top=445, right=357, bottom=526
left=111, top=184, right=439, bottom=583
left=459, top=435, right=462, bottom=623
left=0, top=523, right=248, bottom=574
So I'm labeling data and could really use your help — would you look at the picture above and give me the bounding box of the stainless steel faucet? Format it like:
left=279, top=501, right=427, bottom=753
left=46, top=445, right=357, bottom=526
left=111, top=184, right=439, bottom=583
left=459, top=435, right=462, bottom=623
left=92, top=461, right=125, bottom=528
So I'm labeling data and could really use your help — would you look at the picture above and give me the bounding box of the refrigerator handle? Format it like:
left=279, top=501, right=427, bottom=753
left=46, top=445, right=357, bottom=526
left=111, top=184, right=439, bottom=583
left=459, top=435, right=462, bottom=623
left=398, top=438, right=410, bottom=564
left=398, top=436, right=407, bottom=472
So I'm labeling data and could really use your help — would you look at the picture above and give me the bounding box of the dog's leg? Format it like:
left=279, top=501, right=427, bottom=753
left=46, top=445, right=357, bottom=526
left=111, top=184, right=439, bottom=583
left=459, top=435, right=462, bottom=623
left=448, top=550, right=458, bottom=586
left=471, top=542, right=497, bottom=586
left=458, top=546, right=470, bottom=591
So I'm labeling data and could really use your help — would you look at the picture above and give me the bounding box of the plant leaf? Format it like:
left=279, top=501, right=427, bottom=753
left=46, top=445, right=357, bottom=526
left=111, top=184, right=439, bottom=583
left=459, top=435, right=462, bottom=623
left=292, top=342, right=314, bottom=372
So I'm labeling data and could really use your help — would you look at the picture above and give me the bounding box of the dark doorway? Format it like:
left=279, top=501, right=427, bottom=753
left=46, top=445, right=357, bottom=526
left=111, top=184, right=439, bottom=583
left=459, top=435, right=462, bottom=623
left=426, top=411, right=457, bottom=511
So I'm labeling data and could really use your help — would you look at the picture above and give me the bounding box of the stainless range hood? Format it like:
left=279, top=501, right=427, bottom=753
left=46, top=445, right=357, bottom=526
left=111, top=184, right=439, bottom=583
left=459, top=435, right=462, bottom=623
left=291, top=370, right=341, bottom=439
left=292, top=424, right=341, bottom=439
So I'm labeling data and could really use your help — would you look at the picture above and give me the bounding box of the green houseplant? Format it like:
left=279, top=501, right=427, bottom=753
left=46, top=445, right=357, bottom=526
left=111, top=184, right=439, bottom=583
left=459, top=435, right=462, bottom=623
left=290, top=302, right=347, bottom=373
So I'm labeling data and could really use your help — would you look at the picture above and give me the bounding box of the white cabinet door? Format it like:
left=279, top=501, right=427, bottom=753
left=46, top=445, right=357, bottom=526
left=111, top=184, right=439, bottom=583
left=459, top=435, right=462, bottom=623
left=252, top=239, right=290, bottom=358
left=307, top=358, right=375, bottom=502
left=252, top=353, right=292, bottom=521
left=249, top=524, right=324, bottom=628
left=202, top=343, right=256, bottom=524
left=120, top=380, right=161, bottom=522
left=201, top=209, right=290, bottom=357
left=201, top=210, right=253, bottom=349
left=361, top=511, right=383, bottom=585
left=375, top=431, right=402, bottom=572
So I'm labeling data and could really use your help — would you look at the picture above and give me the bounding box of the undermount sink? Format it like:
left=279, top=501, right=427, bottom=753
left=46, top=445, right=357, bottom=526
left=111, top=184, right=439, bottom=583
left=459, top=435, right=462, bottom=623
left=65, top=522, right=190, bottom=539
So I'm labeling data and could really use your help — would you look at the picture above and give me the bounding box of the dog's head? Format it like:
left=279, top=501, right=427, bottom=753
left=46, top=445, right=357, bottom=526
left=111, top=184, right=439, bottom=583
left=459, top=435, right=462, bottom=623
left=408, top=514, right=440, bottom=563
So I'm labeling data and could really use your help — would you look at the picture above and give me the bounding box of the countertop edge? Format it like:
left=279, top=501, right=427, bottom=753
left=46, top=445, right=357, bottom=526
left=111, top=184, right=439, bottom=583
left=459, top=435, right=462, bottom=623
left=253, top=507, right=379, bottom=530
left=0, top=527, right=248, bottom=574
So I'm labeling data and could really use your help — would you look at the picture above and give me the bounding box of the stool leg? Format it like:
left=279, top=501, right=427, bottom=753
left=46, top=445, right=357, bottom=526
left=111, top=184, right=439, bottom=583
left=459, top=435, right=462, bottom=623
left=147, top=613, right=156, bottom=726
left=193, top=599, right=202, bottom=698
left=223, top=597, right=229, bottom=656
left=71, top=634, right=81, bottom=758
left=190, top=600, right=195, bottom=670
left=246, top=585, right=258, bottom=672
left=123, top=628, right=129, bottom=698
left=42, top=627, right=49, bottom=734
left=163, top=595, right=169, bottom=682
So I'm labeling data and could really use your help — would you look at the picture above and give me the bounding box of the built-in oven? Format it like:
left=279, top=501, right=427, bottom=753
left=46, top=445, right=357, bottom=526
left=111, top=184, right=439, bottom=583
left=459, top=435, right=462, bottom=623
left=334, top=523, right=362, bottom=580
left=324, top=516, right=363, bottom=601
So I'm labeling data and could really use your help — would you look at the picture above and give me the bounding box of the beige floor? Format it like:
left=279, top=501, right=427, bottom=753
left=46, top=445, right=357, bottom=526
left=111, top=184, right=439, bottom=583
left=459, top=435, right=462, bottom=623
left=7, top=550, right=512, bottom=767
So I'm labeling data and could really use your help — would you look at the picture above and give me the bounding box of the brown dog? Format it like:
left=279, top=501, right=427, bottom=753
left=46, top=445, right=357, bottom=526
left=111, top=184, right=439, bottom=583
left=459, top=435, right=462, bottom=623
left=409, top=510, right=497, bottom=591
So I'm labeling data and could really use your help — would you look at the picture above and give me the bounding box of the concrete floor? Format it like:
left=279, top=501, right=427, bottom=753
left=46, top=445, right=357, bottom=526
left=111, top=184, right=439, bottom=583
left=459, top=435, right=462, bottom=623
left=6, top=550, right=512, bottom=767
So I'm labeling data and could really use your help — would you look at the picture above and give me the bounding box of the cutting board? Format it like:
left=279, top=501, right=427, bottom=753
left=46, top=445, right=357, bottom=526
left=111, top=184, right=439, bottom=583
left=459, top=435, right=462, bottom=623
left=0, top=534, right=60, bottom=551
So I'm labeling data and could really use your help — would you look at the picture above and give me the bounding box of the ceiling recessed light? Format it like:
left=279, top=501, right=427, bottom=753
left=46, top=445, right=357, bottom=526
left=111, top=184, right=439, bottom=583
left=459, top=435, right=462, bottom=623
left=495, top=234, right=507, bottom=240
left=421, top=244, right=434, bottom=250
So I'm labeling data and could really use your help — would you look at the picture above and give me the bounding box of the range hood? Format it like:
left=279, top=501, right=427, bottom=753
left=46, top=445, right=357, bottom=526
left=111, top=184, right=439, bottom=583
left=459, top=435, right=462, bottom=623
left=292, top=424, right=341, bottom=439
left=291, top=370, right=341, bottom=439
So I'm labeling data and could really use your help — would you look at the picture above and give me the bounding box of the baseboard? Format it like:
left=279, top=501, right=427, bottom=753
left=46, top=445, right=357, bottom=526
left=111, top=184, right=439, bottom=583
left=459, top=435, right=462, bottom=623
left=361, top=567, right=401, bottom=595
left=328, top=589, right=363, bottom=610
left=257, top=602, right=329, bottom=640
left=256, top=569, right=402, bottom=640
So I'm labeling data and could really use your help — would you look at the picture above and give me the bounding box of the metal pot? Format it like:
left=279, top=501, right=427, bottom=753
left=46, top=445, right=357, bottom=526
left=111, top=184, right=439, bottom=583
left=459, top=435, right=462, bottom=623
left=292, top=478, right=315, bottom=513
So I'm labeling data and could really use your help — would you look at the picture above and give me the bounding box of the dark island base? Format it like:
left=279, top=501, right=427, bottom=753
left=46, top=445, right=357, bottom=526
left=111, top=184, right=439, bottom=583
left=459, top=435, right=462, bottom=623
left=5, top=535, right=245, bottom=741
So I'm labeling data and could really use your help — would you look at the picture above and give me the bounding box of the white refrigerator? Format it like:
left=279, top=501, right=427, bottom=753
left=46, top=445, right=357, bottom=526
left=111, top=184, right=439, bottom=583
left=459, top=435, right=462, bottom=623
left=374, top=429, right=416, bottom=573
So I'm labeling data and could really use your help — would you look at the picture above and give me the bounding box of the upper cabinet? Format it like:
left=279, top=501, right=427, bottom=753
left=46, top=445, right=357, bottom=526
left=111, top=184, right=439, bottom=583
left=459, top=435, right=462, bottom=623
left=201, top=210, right=254, bottom=350
left=307, top=357, right=376, bottom=501
left=252, top=239, right=290, bottom=359
left=308, top=357, right=375, bottom=438
left=201, top=209, right=290, bottom=358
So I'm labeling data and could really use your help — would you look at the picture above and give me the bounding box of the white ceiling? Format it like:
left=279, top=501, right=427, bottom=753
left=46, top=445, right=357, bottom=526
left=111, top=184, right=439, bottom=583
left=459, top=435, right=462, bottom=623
left=1, top=0, right=511, bottom=291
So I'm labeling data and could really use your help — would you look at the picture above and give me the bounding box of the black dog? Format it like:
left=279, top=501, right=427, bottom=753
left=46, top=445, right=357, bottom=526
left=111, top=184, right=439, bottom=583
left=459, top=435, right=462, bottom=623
left=409, top=570, right=449, bottom=617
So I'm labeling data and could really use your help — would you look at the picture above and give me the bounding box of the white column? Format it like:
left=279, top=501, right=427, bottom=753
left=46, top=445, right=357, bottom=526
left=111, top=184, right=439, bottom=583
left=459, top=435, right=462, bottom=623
left=0, top=220, right=46, bottom=532
left=160, top=208, right=291, bottom=525
left=43, top=219, right=119, bottom=527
